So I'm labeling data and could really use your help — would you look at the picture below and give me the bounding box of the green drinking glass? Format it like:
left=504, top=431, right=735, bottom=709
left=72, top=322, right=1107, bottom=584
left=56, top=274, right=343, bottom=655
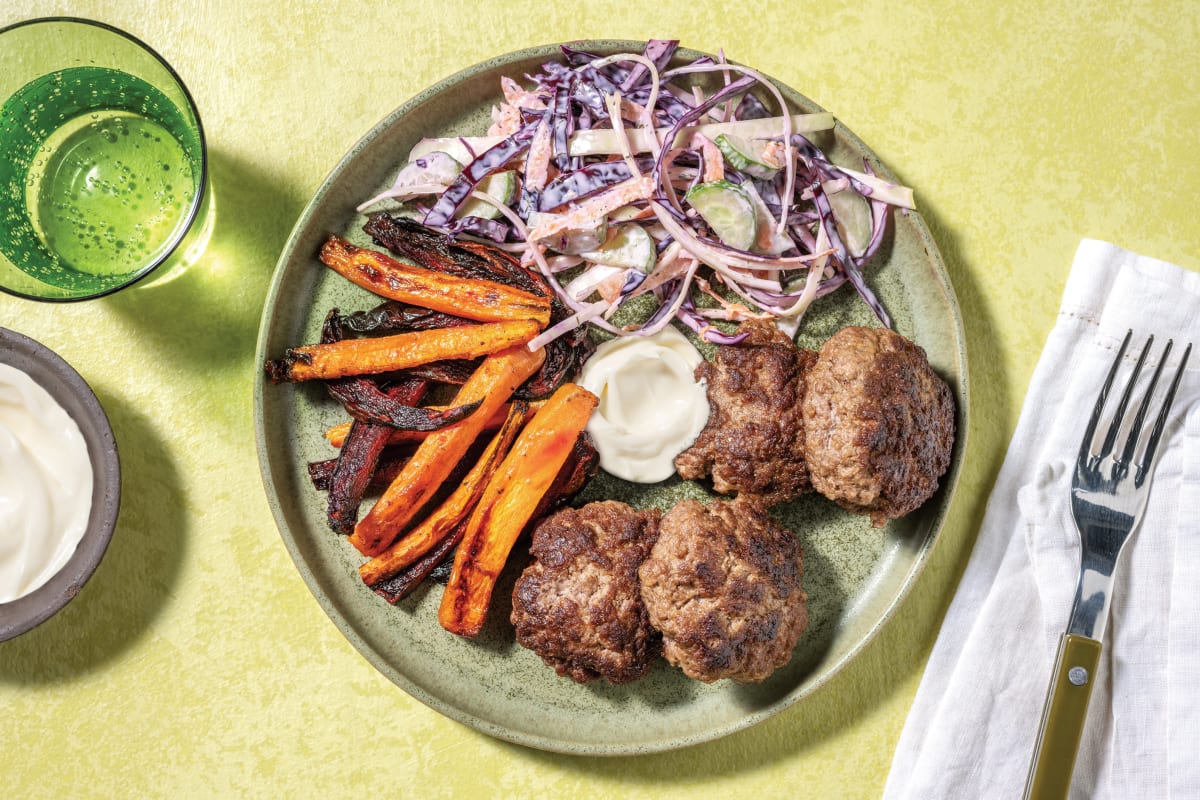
left=0, top=17, right=211, bottom=301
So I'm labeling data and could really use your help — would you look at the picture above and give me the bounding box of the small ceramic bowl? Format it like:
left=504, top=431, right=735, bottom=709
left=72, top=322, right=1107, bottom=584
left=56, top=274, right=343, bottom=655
left=0, top=327, right=121, bottom=641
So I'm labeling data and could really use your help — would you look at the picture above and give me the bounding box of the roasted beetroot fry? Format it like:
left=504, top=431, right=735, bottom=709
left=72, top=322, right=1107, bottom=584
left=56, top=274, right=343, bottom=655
left=400, top=359, right=479, bottom=387
left=349, top=344, right=547, bottom=556
left=330, top=377, right=480, bottom=430
left=324, top=377, right=426, bottom=535
left=371, top=520, right=465, bottom=604
left=341, top=301, right=470, bottom=335
left=365, top=213, right=545, bottom=295
left=263, top=319, right=541, bottom=383
left=308, top=450, right=408, bottom=493
left=438, top=382, right=598, bottom=637
left=319, top=236, right=551, bottom=326
left=325, top=421, right=393, bottom=535
left=323, top=399, right=545, bottom=448
left=358, top=402, right=529, bottom=587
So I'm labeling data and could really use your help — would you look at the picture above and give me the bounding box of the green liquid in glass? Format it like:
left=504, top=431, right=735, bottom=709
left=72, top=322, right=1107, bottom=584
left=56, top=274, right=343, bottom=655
left=34, top=113, right=195, bottom=277
left=0, top=66, right=202, bottom=293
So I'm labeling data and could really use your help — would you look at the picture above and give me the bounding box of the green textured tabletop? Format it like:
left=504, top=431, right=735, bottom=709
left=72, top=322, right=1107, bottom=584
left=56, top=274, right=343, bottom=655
left=2, top=1, right=1198, bottom=797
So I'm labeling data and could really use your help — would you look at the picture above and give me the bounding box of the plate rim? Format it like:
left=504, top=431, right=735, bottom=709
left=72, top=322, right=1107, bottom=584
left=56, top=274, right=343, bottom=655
left=253, top=39, right=969, bottom=755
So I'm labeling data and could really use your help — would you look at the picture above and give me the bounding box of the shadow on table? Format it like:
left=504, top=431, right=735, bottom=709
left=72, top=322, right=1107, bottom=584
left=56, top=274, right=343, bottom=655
left=504, top=195, right=1012, bottom=783
left=103, top=149, right=305, bottom=373
left=0, top=391, right=185, bottom=684
left=0, top=152, right=305, bottom=683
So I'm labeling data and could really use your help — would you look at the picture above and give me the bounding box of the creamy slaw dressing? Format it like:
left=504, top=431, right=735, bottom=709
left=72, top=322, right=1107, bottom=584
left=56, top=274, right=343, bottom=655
left=577, top=326, right=709, bottom=483
left=0, top=363, right=93, bottom=603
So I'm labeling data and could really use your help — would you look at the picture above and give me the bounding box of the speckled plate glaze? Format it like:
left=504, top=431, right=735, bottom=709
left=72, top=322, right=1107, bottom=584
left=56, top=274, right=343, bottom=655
left=254, top=42, right=968, bottom=755
left=0, top=327, right=121, bottom=641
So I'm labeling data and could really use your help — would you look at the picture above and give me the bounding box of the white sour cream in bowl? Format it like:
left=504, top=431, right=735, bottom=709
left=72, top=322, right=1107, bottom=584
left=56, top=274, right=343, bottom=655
left=0, top=363, right=94, bottom=603
left=577, top=325, right=709, bottom=483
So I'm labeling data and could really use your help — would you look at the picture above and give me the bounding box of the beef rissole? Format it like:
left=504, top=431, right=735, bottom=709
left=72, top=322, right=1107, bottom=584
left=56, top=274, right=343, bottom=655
left=511, top=501, right=662, bottom=684
left=673, top=319, right=818, bottom=505
left=802, top=326, right=955, bottom=526
left=638, top=496, right=808, bottom=683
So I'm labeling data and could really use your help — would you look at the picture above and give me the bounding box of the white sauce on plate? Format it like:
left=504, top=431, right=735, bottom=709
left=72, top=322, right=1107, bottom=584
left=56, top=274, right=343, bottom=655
left=578, top=325, right=709, bottom=483
left=0, top=363, right=93, bottom=603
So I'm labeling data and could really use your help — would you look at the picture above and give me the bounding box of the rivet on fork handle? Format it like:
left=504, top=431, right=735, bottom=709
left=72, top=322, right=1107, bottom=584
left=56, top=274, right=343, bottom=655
left=1023, top=634, right=1102, bottom=800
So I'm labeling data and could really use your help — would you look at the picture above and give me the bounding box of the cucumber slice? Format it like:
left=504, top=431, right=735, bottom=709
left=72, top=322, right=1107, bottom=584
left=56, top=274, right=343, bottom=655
left=714, top=134, right=781, bottom=180
left=826, top=184, right=873, bottom=257
left=460, top=170, right=518, bottom=220
left=397, top=150, right=462, bottom=187
left=741, top=181, right=796, bottom=255
left=684, top=180, right=757, bottom=251
left=580, top=224, right=656, bottom=271
left=406, top=141, right=517, bottom=220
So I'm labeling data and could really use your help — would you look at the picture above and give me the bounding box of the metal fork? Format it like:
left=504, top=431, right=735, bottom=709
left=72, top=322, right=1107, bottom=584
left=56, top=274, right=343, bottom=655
left=1024, top=330, right=1192, bottom=800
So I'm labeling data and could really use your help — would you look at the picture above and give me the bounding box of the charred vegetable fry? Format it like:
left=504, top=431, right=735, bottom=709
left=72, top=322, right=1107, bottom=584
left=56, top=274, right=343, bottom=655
left=364, top=213, right=592, bottom=400
left=349, top=344, right=547, bottom=556
left=371, top=520, right=466, bottom=605
left=369, top=432, right=597, bottom=605
left=365, top=213, right=545, bottom=294
left=323, top=400, right=544, bottom=448
left=263, top=320, right=540, bottom=383
left=341, top=301, right=470, bottom=334
left=359, top=402, right=529, bottom=587
left=318, top=309, right=480, bottom=430
left=437, top=382, right=598, bottom=637
left=323, top=374, right=428, bottom=535
left=325, top=421, right=395, bottom=535
left=307, top=450, right=408, bottom=493
left=319, top=235, right=551, bottom=327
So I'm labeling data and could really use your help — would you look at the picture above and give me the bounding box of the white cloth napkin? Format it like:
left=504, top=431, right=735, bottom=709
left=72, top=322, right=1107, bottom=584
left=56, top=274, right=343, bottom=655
left=883, top=240, right=1200, bottom=800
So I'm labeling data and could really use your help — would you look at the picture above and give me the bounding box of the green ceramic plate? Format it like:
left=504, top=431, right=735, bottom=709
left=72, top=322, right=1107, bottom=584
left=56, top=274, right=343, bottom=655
left=254, top=42, right=968, bottom=755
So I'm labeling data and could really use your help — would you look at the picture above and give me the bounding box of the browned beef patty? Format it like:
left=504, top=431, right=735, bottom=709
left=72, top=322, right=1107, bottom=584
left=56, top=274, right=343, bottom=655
left=802, top=326, right=955, bottom=526
left=638, top=497, right=807, bottom=683
left=674, top=319, right=817, bottom=505
left=511, top=501, right=661, bottom=684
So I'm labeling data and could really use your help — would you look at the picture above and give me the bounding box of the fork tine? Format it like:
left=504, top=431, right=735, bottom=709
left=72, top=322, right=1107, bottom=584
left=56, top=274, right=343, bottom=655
left=1096, top=332, right=1151, bottom=460
left=1118, top=340, right=1172, bottom=468
left=1136, top=341, right=1192, bottom=484
left=1079, top=329, right=1132, bottom=465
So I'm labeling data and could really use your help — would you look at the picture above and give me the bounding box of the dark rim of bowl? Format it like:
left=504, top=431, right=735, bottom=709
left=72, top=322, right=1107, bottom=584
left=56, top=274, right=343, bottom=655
left=0, top=327, right=121, bottom=641
left=0, top=16, right=209, bottom=303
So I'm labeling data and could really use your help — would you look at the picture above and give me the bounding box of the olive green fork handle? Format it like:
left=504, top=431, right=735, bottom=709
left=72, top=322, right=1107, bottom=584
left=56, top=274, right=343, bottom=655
left=1023, top=634, right=1103, bottom=800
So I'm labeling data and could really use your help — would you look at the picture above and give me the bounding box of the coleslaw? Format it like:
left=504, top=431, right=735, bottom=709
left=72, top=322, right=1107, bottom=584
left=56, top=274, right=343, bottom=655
left=358, top=39, right=916, bottom=347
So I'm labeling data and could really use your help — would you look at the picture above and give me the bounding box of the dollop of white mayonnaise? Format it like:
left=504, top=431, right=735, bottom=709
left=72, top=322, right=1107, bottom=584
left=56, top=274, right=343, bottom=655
left=578, top=325, right=709, bottom=483
left=0, top=363, right=93, bottom=603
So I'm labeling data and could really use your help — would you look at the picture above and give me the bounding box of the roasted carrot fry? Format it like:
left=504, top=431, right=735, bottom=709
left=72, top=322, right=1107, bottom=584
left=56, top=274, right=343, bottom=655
left=319, top=236, right=551, bottom=327
left=349, top=344, right=547, bottom=556
left=263, top=320, right=539, bottom=383
left=406, top=437, right=595, bottom=597
left=438, top=382, right=598, bottom=637
left=359, top=402, right=529, bottom=587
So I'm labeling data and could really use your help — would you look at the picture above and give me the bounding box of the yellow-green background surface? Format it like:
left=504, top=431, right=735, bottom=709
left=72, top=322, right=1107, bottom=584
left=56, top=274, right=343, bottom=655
left=2, top=1, right=1197, bottom=797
